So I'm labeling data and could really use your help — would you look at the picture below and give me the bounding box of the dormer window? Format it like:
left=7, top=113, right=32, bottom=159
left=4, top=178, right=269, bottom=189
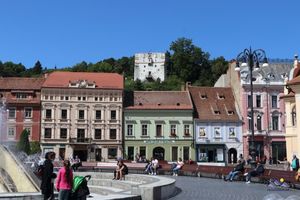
left=214, top=111, right=221, bottom=115
left=218, top=93, right=225, bottom=99
left=228, top=111, right=234, bottom=115
left=200, top=93, right=207, bottom=99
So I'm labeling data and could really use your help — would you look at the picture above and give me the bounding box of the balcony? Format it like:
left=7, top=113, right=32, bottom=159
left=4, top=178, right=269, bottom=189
left=69, top=137, right=91, bottom=144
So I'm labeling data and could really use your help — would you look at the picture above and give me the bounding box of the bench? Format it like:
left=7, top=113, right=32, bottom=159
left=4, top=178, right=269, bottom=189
left=268, top=169, right=299, bottom=188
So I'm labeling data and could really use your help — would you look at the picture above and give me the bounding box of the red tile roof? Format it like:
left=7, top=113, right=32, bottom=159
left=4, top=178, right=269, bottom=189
left=188, top=86, right=241, bottom=122
left=125, top=91, right=193, bottom=110
left=42, top=71, right=124, bottom=89
left=0, top=77, right=45, bottom=90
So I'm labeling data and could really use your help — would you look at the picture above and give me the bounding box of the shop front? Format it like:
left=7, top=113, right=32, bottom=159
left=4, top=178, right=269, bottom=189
left=196, top=144, right=226, bottom=166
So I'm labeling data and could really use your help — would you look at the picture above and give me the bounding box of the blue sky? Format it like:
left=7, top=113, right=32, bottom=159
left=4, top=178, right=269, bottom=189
left=0, top=1, right=299, bottom=68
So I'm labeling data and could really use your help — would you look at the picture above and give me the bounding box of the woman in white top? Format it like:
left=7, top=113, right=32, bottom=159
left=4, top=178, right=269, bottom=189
left=172, top=158, right=184, bottom=176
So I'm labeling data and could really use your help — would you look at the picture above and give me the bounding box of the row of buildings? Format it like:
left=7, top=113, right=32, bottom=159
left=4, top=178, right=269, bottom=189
left=0, top=55, right=299, bottom=165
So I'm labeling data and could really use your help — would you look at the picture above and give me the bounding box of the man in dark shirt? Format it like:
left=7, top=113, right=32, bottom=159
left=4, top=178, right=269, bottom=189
left=245, top=162, right=265, bottom=184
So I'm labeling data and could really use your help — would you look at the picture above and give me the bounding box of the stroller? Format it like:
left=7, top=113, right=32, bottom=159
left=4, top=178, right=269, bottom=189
left=71, top=175, right=91, bottom=200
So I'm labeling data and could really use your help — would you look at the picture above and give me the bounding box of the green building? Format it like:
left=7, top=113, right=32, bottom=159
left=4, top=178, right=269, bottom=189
left=124, top=91, right=195, bottom=162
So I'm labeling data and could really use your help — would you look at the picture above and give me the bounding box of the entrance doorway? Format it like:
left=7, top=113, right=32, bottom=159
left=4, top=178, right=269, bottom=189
left=153, top=147, right=165, bottom=160
left=228, top=148, right=237, bottom=164
left=95, top=148, right=101, bottom=161
left=74, top=150, right=88, bottom=161
left=59, top=148, right=65, bottom=160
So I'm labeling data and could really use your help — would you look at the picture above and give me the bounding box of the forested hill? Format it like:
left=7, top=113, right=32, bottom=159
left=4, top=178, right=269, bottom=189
left=0, top=38, right=229, bottom=90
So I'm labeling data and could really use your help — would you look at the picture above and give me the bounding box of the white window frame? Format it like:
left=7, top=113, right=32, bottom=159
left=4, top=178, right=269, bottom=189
left=184, top=124, right=190, bottom=135
left=170, top=124, right=176, bottom=136
left=24, top=107, right=32, bottom=118
left=8, top=107, right=16, bottom=118
left=142, top=124, right=148, bottom=136
left=7, top=127, right=15, bottom=139
left=127, top=124, right=133, bottom=136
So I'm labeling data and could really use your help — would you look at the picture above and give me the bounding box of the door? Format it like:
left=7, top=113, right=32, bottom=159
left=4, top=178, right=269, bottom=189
left=128, top=146, right=134, bottom=160
left=183, top=146, right=189, bottom=162
left=172, top=147, right=178, bottom=162
left=95, top=148, right=101, bottom=161
left=153, top=147, right=165, bottom=160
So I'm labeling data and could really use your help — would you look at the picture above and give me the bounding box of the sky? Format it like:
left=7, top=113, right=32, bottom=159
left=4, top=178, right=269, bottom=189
left=0, top=0, right=299, bottom=68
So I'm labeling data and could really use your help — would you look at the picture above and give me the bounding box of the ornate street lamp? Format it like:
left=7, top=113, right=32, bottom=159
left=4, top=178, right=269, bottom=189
left=235, top=47, right=268, bottom=167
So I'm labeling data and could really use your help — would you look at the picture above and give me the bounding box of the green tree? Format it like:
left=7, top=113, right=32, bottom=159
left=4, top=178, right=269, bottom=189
left=170, top=37, right=210, bottom=84
left=72, top=61, right=88, bottom=72
left=30, top=141, right=41, bottom=154
left=17, top=129, right=30, bottom=154
left=210, top=56, right=228, bottom=83
left=32, top=60, right=43, bottom=74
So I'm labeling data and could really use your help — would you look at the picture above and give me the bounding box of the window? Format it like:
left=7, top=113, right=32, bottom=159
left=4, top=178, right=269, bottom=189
left=108, top=148, right=117, bottom=159
left=199, top=127, right=206, bottom=137
left=156, top=124, right=162, bottom=137
left=247, top=95, right=252, bottom=108
left=184, top=125, right=190, bottom=135
left=82, top=97, right=86, bottom=101
left=61, top=109, right=67, bottom=119
left=44, top=128, right=52, bottom=138
left=77, top=129, right=85, bottom=142
left=95, top=129, right=102, bottom=139
left=65, top=96, right=69, bottom=101
left=16, top=93, right=28, bottom=99
left=142, top=125, right=147, bottom=136
left=95, top=110, right=101, bottom=120
left=272, top=116, right=279, bottom=130
left=8, top=127, right=15, bottom=138
left=78, top=96, right=81, bottom=101
left=78, top=110, right=85, bottom=119
left=127, top=125, right=133, bottom=136
left=95, top=97, right=98, bottom=101
left=60, top=96, right=64, bottom=100
left=24, top=108, right=32, bottom=118
left=292, top=106, right=297, bottom=126
left=110, top=129, right=117, bottom=139
left=60, top=128, right=67, bottom=139
left=256, top=95, right=261, bottom=108
left=170, top=125, right=176, bottom=136
left=8, top=108, right=16, bottom=118
left=111, top=110, right=116, bottom=120
left=139, top=146, right=146, bottom=157
left=229, top=127, right=236, bottom=137
left=257, top=115, right=262, bottom=131
left=214, top=127, right=221, bottom=137
left=127, top=146, right=134, bottom=160
left=46, top=109, right=52, bottom=119
left=272, top=95, right=278, bottom=108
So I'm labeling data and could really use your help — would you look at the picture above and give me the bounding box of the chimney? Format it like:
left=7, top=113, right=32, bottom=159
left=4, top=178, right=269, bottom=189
left=44, top=73, right=49, bottom=78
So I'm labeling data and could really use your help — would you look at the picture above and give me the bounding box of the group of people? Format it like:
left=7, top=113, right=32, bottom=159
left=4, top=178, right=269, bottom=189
left=40, top=151, right=74, bottom=200
left=224, top=154, right=266, bottom=184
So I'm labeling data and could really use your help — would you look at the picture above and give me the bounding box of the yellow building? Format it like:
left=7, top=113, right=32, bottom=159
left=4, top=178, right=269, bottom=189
left=283, top=56, right=300, bottom=162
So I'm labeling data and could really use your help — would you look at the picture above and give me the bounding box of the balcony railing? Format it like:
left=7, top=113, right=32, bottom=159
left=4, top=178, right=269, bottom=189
left=69, top=137, right=91, bottom=143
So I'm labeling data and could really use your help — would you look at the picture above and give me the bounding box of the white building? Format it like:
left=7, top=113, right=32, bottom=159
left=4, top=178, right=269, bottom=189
left=134, top=52, right=166, bottom=82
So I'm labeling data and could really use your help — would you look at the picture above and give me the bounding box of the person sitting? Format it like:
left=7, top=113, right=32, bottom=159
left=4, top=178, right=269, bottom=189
left=116, top=160, right=125, bottom=180
left=144, top=159, right=152, bottom=174
left=113, top=160, right=120, bottom=180
left=295, top=168, right=300, bottom=182
left=172, top=158, right=184, bottom=176
left=224, top=160, right=244, bottom=181
left=150, top=157, right=159, bottom=175
left=244, top=162, right=265, bottom=184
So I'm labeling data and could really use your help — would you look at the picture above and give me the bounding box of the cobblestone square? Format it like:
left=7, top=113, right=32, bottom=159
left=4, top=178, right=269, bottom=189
left=169, top=176, right=300, bottom=200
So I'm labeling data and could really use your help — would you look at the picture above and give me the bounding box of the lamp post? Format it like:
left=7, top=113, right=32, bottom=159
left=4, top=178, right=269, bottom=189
left=235, top=47, right=268, bottom=167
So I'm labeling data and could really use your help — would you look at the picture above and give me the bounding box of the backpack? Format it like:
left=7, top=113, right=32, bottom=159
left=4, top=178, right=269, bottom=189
left=35, top=164, right=44, bottom=178
left=122, top=164, right=128, bottom=175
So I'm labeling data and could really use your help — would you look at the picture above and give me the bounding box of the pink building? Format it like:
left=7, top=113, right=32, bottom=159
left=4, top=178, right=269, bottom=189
left=215, top=61, right=292, bottom=163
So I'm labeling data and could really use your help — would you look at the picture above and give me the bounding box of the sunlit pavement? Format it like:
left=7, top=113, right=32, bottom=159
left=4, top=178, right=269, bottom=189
left=168, top=176, right=300, bottom=200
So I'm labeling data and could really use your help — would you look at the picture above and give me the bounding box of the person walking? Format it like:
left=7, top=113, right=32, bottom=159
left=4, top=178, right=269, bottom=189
left=41, top=151, right=57, bottom=200
left=291, top=155, right=299, bottom=172
left=56, top=160, right=73, bottom=200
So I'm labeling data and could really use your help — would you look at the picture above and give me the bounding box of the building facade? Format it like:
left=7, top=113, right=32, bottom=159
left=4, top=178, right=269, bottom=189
left=0, top=77, right=45, bottom=142
left=40, top=72, right=123, bottom=161
left=188, top=86, right=243, bottom=166
left=124, top=91, right=194, bottom=162
left=134, top=52, right=166, bottom=82
left=216, top=62, right=292, bottom=162
left=282, top=56, right=300, bottom=162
